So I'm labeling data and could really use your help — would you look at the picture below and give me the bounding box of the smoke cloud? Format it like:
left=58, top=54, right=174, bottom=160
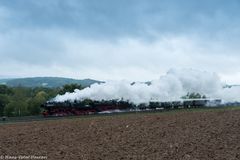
left=53, top=69, right=240, bottom=104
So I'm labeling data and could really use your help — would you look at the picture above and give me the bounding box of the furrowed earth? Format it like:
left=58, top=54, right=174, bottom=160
left=0, top=108, right=240, bottom=160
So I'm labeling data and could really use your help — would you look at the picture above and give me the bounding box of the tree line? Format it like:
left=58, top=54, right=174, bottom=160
left=0, top=84, right=83, bottom=117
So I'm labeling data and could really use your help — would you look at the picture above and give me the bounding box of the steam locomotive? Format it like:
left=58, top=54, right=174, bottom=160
left=41, top=99, right=222, bottom=117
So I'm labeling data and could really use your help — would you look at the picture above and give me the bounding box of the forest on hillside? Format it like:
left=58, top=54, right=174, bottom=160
left=0, top=84, right=83, bottom=117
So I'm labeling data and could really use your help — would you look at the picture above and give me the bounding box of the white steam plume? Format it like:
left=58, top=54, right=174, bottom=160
left=53, top=69, right=240, bottom=104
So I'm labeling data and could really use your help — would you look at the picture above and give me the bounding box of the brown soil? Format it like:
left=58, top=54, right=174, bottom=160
left=0, top=109, right=240, bottom=160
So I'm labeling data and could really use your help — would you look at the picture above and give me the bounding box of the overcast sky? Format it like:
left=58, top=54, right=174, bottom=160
left=0, top=0, right=240, bottom=84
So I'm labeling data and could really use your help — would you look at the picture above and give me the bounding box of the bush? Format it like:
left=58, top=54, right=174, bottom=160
left=4, top=101, right=29, bottom=117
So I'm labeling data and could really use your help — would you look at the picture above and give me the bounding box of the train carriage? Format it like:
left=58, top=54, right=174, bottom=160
left=41, top=99, right=220, bottom=117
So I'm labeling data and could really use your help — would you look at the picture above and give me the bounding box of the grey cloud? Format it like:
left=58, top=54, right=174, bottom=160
left=0, top=29, right=66, bottom=65
left=1, top=0, right=240, bottom=39
left=0, top=0, right=240, bottom=83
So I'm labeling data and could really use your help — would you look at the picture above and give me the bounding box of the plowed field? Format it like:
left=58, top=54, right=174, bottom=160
left=0, top=108, right=239, bottom=160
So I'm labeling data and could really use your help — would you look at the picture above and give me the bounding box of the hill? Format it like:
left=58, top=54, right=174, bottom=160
left=0, top=77, right=102, bottom=88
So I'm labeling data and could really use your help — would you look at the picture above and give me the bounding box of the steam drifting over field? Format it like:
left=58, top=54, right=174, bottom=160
left=54, top=69, right=240, bottom=104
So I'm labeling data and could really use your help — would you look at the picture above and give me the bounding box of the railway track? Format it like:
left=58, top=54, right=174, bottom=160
left=0, top=109, right=158, bottom=124
left=0, top=106, right=239, bottom=124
